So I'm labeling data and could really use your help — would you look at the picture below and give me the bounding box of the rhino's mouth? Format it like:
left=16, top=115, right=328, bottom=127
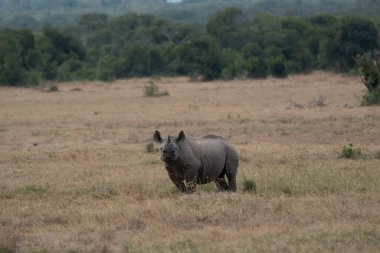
left=162, top=155, right=176, bottom=162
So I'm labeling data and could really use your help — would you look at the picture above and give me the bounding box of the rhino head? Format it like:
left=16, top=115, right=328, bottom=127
left=153, top=130, right=185, bottom=162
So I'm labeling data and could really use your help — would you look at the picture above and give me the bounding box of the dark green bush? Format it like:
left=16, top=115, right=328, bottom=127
left=357, top=51, right=380, bottom=105
left=242, top=178, right=257, bottom=193
left=245, top=57, right=268, bottom=78
left=270, top=57, right=288, bottom=78
left=362, top=88, right=380, bottom=106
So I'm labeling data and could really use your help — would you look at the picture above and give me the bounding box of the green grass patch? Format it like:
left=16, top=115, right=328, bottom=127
left=6, top=185, right=49, bottom=199
left=0, top=243, right=15, bottom=253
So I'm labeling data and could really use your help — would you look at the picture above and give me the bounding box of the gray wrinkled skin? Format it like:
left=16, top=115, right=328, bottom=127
left=153, top=130, right=239, bottom=193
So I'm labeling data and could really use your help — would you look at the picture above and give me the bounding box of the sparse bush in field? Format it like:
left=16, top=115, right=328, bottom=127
left=282, top=186, right=292, bottom=196
left=38, top=83, right=59, bottom=92
left=242, top=178, right=257, bottom=193
left=340, top=144, right=362, bottom=159
left=309, top=95, right=328, bottom=107
left=144, top=81, right=159, bottom=97
left=146, top=142, right=158, bottom=154
left=362, top=88, right=380, bottom=105
left=144, top=81, right=169, bottom=97
left=341, top=144, right=354, bottom=158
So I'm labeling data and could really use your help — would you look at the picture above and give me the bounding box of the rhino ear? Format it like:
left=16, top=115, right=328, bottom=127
left=177, top=130, right=186, bottom=143
left=153, top=130, right=162, bottom=143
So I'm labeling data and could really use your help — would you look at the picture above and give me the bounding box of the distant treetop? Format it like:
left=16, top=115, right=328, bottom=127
left=1, top=0, right=379, bottom=30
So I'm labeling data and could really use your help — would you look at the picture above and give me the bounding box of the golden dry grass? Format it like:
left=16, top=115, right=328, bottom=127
left=0, top=72, right=379, bottom=252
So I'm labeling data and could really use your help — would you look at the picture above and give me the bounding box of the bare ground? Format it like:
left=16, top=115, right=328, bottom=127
left=0, top=72, right=379, bottom=252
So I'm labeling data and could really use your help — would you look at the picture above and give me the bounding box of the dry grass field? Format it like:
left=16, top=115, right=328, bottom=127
left=0, top=72, right=379, bottom=252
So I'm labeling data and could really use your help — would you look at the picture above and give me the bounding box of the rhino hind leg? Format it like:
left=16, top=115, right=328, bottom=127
left=215, top=177, right=229, bottom=191
left=225, top=145, right=238, bottom=192
left=226, top=173, right=237, bottom=192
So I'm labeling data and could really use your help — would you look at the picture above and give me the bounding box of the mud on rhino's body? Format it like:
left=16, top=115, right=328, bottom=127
left=153, top=130, right=238, bottom=192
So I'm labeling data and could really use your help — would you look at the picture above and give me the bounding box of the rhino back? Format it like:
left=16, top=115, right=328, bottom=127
left=191, top=136, right=229, bottom=179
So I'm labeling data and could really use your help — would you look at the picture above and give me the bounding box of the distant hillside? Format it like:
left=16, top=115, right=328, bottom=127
left=0, top=0, right=379, bottom=30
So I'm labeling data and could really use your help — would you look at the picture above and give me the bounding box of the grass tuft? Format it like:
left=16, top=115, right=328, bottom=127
left=145, top=142, right=158, bottom=154
left=90, top=183, right=118, bottom=199
left=242, top=178, right=257, bottom=193
left=6, top=185, right=48, bottom=199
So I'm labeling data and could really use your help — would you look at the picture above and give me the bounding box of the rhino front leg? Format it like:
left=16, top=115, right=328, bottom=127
left=183, top=170, right=198, bottom=193
left=183, top=180, right=197, bottom=193
left=167, top=171, right=187, bottom=192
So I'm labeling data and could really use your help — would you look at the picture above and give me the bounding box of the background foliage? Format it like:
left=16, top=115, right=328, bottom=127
left=0, top=0, right=380, bottom=85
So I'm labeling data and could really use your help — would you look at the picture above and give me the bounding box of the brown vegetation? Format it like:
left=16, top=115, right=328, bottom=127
left=0, top=72, right=379, bottom=252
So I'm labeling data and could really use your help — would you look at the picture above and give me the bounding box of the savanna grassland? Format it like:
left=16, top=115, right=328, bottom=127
left=0, top=72, right=379, bottom=252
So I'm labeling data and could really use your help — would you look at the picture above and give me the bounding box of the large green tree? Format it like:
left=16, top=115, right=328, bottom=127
left=206, top=7, right=244, bottom=50
left=322, top=17, right=379, bottom=72
left=37, top=28, right=86, bottom=80
left=0, top=30, right=40, bottom=86
left=176, top=36, right=222, bottom=81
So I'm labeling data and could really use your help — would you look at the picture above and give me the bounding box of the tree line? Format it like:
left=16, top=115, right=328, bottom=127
left=0, top=8, right=379, bottom=86
left=1, top=0, right=380, bottom=30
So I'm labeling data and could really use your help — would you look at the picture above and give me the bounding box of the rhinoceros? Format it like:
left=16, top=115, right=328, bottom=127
left=153, top=130, right=238, bottom=192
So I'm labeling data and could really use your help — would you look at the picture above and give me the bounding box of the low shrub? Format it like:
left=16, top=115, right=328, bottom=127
left=362, top=87, right=380, bottom=105
left=242, top=178, right=257, bottom=193
left=146, top=142, right=158, bottom=153
left=340, top=144, right=362, bottom=159
left=144, top=81, right=169, bottom=97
